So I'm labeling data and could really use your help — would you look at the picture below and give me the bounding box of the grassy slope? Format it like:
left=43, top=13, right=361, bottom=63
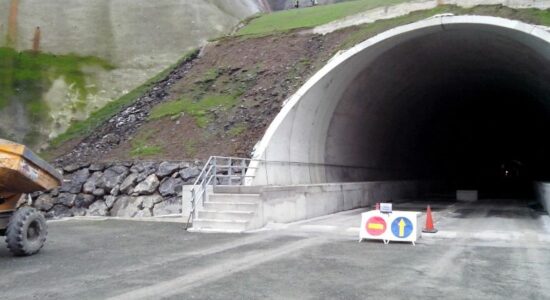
left=127, top=5, right=550, bottom=160
left=42, top=0, right=421, bottom=153
left=339, top=5, right=550, bottom=50
left=237, top=0, right=409, bottom=36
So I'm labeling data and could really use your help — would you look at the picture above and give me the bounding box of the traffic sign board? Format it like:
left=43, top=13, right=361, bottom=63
left=391, top=217, right=413, bottom=238
left=366, top=216, right=386, bottom=236
left=359, top=210, right=421, bottom=244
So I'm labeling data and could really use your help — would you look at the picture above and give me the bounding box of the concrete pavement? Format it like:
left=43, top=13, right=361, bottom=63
left=1, top=199, right=549, bottom=299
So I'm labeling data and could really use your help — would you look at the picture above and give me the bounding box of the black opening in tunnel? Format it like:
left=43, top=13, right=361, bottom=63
left=326, top=25, right=550, bottom=199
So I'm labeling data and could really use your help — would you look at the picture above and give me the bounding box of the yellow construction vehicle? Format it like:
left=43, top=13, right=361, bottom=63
left=0, top=139, right=62, bottom=256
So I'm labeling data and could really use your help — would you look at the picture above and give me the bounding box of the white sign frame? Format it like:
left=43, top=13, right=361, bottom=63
left=380, top=202, right=392, bottom=213
left=359, top=210, right=421, bottom=245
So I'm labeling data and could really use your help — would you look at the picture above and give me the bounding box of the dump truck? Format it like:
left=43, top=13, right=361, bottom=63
left=0, top=139, right=62, bottom=256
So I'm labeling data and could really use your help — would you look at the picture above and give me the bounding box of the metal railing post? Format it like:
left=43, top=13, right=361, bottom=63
left=228, top=157, right=233, bottom=186
left=213, top=157, right=217, bottom=187
left=241, top=159, right=246, bottom=185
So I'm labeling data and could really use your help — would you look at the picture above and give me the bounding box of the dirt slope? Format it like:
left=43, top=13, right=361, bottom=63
left=48, top=4, right=550, bottom=166
left=50, top=29, right=350, bottom=165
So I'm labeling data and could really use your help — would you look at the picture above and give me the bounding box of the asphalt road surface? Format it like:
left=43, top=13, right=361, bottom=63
left=1, top=199, right=550, bottom=299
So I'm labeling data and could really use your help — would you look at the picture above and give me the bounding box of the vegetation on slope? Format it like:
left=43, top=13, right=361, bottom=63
left=0, top=47, right=113, bottom=145
left=49, top=49, right=199, bottom=148
left=339, top=5, right=550, bottom=50
left=149, top=94, right=240, bottom=128
left=237, top=0, right=409, bottom=36
left=50, top=3, right=550, bottom=163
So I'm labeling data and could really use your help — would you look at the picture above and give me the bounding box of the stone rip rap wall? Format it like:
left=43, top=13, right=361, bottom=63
left=31, top=161, right=203, bottom=218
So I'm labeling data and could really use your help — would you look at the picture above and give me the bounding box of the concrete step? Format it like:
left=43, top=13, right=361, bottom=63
left=192, top=219, right=249, bottom=232
left=197, top=210, right=255, bottom=221
left=208, top=193, right=260, bottom=203
left=203, top=201, right=258, bottom=212
left=213, top=185, right=263, bottom=194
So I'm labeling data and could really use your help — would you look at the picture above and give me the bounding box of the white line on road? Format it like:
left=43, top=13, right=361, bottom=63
left=108, top=237, right=325, bottom=300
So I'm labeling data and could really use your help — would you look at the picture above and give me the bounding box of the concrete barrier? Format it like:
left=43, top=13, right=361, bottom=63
left=534, top=182, right=550, bottom=213
left=256, top=181, right=435, bottom=225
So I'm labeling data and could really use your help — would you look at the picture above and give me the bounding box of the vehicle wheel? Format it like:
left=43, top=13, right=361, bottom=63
left=5, top=207, right=47, bottom=256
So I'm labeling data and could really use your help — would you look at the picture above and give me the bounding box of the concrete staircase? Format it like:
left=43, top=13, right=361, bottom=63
left=190, top=186, right=263, bottom=233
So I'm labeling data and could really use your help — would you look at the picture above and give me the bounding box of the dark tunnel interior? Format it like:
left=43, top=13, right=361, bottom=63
left=327, top=26, right=550, bottom=198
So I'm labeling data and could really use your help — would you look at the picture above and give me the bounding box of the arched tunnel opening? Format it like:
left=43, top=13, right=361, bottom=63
left=326, top=23, right=550, bottom=200
left=252, top=17, right=550, bottom=211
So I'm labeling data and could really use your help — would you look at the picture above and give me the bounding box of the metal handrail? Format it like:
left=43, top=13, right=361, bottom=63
left=183, top=155, right=415, bottom=229
left=185, top=156, right=253, bottom=230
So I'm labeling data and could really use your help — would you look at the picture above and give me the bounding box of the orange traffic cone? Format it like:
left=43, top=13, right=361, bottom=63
left=422, top=205, right=438, bottom=233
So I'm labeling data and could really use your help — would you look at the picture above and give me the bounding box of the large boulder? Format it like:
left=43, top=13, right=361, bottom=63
left=180, top=167, right=200, bottom=181
left=93, top=188, right=106, bottom=197
left=71, top=207, right=87, bottom=217
left=34, top=194, right=55, bottom=211
left=89, top=163, right=107, bottom=172
left=139, top=194, right=164, bottom=209
left=83, top=172, right=103, bottom=194
left=33, top=194, right=55, bottom=211
left=110, top=196, right=142, bottom=217
left=130, top=161, right=156, bottom=173
left=74, top=194, right=96, bottom=208
left=48, top=204, right=73, bottom=218
left=97, top=165, right=129, bottom=192
left=87, top=200, right=108, bottom=216
left=156, top=162, right=180, bottom=178
left=104, top=195, right=117, bottom=209
left=120, top=173, right=138, bottom=194
left=135, top=208, right=153, bottom=218
left=63, top=164, right=81, bottom=173
left=159, top=177, right=184, bottom=197
left=110, top=185, right=121, bottom=196
left=152, top=197, right=182, bottom=216
left=57, top=193, right=77, bottom=207
left=133, top=174, right=159, bottom=195
left=131, top=162, right=157, bottom=182
left=60, top=168, right=90, bottom=193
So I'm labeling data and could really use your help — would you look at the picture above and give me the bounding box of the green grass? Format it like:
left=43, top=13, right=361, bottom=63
left=339, top=5, right=550, bottom=50
left=227, top=123, right=247, bottom=137
left=183, top=140, right=198, bottom=157
left=236, top=0, right=408, bottom=36
left=130, top=143, right=163, bottom=157
left=49, top=48, right=199, bottom=148
left=130, top=129, right=163, bottom=157
left=201, top=68, right=221, bottom=83
left=149, top=94, right=239, bottom=128
left=0, top=47, right=113, bottom=146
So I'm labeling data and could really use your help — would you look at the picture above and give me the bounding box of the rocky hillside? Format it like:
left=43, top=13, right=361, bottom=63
left=46, top=4, right=550, bottom=166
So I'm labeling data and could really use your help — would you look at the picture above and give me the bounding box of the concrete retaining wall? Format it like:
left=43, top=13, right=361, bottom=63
left=534, top=182, right=550, bottom=213
left=256, top=181, right=435, bottom=225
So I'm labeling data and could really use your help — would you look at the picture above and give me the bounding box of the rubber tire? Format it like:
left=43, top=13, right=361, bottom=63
left=5, top=207, right=47, bottom=256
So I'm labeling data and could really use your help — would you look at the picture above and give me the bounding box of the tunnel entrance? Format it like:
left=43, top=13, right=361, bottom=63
left=252, top=16, right=550, bottom=207
left=326, top=23, right=550, bottom=200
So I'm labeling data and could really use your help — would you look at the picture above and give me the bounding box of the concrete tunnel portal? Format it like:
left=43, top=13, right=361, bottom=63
left=250, top=16, right=550, bottom=201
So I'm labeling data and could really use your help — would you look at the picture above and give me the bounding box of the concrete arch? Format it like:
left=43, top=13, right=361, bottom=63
left=250, top=15, right=550, bottom=189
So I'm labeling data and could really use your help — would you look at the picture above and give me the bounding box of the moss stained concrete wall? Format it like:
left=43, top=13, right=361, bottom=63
left=0, top=0, right=263, bottom=148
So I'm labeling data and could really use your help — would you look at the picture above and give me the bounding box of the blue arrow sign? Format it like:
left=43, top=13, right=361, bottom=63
left=391, top=217, right=413, bottom=238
